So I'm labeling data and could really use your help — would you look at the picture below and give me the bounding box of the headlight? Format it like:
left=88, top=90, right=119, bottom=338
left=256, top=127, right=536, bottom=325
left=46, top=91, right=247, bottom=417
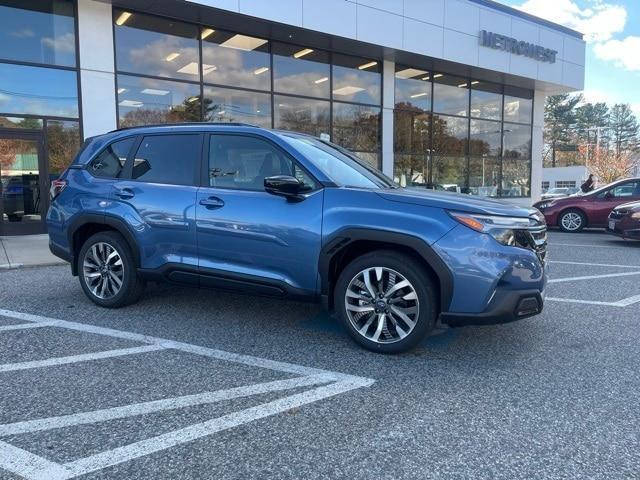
left=448, top=211, right=533, bottom=246
left=536, top=202, right=551, bottom=210
left=631, top=212, right=640, bottom=220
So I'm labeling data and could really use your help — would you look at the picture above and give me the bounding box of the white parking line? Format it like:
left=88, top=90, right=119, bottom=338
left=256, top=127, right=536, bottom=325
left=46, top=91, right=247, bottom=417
left=0, top=321, right=60, bottom=332
left=550, top=243, right=635, bottom=249
left=547, top=294, right=640, bottom=308
left=549, top=260, right=640, bottom=269
left=0, top=344, right=163, bottom=373
left=548, top=271, right=640, bottom=284
left=0, top=441, right=70, bottom=480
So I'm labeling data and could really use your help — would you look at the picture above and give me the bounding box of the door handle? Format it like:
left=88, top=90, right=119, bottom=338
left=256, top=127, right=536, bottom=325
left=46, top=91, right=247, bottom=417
left=199, top=197, right=225, bottom=209
left=115, top=187, right=135, bottom=199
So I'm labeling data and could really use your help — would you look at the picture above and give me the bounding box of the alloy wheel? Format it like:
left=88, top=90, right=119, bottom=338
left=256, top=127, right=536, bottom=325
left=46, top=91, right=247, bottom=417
left=345, top=267, right=420, bottom=344
left=561, top=212, right=583, bottom=231
left=82, top=242, right=124, bottom=299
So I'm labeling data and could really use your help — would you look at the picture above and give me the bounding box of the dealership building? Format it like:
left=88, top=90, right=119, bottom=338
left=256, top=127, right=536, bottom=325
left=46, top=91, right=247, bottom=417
left=0, top=0, right=585, bottom=235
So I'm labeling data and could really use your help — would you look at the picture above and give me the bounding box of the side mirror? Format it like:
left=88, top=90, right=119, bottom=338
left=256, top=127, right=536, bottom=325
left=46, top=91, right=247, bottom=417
left=604, top=191, right=614, bottom=200
left=264, top=175, right=306, bottom=200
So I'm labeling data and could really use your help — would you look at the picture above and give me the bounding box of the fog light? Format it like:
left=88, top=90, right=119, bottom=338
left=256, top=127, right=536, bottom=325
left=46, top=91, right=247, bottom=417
left=516, top=297, right=539, bottom=317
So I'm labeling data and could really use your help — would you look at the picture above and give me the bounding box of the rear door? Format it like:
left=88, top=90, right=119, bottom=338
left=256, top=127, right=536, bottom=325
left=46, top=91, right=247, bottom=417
left=108, top=133, right=202, bottom=273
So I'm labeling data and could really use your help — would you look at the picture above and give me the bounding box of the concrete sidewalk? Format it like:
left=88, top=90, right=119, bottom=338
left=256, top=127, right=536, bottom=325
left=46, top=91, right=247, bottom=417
left=0, top=235, right=66, bottom=269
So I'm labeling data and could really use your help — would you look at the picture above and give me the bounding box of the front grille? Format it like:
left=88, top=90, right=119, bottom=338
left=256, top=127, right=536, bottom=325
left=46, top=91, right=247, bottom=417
left=609, top=210, right=627, bottom=220
left=514, top=214, right=548, bottom=263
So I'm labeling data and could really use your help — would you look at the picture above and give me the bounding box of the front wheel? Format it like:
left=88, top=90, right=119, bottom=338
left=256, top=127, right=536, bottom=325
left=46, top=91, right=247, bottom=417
left=335, top=251, right=438, bottom=353
left=559, top=209, right=586, bottom=232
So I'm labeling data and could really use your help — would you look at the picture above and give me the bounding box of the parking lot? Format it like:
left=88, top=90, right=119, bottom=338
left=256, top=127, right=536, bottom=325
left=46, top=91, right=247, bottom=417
left=0, top=230, right=639, bottom=479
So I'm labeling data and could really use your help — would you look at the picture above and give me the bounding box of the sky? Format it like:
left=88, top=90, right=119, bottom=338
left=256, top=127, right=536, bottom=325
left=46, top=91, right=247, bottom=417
left=496, top=0, right=640, bottom=116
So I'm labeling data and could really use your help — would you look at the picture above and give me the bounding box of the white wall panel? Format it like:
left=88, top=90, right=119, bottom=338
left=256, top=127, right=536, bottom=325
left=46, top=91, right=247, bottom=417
left=443, top=30, right=478, bottom=67
left=356, top=4, right=403, bottom=49
left=303, top=0, right=357, bottom=38
left=563, top=36, right=586, bottom=67
left=403, top=0, right=444, bottom=26
left=444, top=0, right=480, bottom=36
left=403, top=18, right=444, bottom=58
left=239, top=0, right=302, bottom=26
left=356, top=0, right=402, bottom=15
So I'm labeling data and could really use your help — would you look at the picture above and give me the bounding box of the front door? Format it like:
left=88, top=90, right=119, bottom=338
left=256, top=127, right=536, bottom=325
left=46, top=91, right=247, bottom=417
left=0, top=131, right=46, bottom=235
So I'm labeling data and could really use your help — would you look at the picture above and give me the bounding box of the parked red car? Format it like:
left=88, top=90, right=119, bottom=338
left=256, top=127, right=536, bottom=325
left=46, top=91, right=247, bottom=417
left=534, top=178, right=640, bottom=232
left=607, top=201, right=640, bottom=240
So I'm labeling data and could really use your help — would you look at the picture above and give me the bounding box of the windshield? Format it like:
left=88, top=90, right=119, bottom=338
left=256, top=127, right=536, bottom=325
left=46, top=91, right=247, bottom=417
left=547, top=188, right=568, bottom=194
left=279, top=133, right=396, bottom=189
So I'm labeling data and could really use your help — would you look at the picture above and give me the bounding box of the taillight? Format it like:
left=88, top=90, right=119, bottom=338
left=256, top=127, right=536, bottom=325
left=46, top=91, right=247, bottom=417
left=50, top=179, right=67, bottom=201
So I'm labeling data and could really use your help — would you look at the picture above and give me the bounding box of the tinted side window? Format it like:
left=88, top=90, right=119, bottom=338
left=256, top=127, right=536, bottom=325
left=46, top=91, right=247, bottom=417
left=208, top=135, right=316, bottom=191
left=90, top=138, right=135, bottom=179
left=132, top=135, right=200, bottom=186
left=612, top=181, right=640, bottom=198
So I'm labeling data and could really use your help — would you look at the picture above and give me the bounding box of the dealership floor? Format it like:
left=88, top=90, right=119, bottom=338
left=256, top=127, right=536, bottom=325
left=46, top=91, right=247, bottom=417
left=0, top=231, right=638, bottom=480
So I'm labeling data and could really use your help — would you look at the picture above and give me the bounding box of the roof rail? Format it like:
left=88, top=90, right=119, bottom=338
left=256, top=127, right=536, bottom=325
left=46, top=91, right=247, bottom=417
left=107, top=122, right=261, bottom=133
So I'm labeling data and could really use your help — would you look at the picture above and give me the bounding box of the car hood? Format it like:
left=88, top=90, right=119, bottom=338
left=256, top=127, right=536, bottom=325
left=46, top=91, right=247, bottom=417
left=377, top=188, right=537, bottom=217
left=615, top=200, right=640, bottom=212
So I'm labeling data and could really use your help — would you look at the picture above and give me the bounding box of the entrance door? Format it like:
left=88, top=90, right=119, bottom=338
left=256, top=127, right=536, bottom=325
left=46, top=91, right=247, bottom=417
left=0, top=131, right=46, bottom=235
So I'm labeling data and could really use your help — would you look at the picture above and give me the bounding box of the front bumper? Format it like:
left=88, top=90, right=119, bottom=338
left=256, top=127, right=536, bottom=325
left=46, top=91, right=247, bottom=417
left=606, top=218, right=640, bottom=239
left=440, top=288, right=544, bottom=326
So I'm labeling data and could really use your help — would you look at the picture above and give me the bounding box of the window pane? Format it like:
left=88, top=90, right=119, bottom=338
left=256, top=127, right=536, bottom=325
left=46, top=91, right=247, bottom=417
left=332, top=103, right=380, bottom=153
left=0, top=117, right=43, bottom=129
left=470, top=119, right=501, bottom=156
left=394, top=154, right=429, bottom=189
left=133, top=135, right=200, bottom=185
left=432, top=114, right=468, bottom=155
left=203, top=86, right=271, bottom=127
left=202, top=30, right=270, bottom=91
left=0, top=0, right=76, bottom=67
left=502, top=159, right=531, bottom=197
left=89, top=137, right=135, bottom=179
left=350, top=152, right=380, bottom=169
left=469, top=156, right=499, bottom=197
left=394, top=110, right=430, bottom=155
left=274, top=95, right=330, bottom=137
left=433, top=75, right=468, bottom=116
left=432, top=156, right=467, bottom=192
left=470, top=82, right=502, bottom=120
left=117, top=75, right=200, bottom=127
left=504, top=93, right=532, bottom=124
left=0, top=63, right=78, bottom=118
left=332, top=54, right=381, bottom=105
left=503, top=123, right=531, bottom=159
left=46, top=120, right=80, bottom=178
left=273, top=43, right=330, bottom=98
left=114, top=10, right=199, bottom=81
left=395, top=66, right=431, bottom=112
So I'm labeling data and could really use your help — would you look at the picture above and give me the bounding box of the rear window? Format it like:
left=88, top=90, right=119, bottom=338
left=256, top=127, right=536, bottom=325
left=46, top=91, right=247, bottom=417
left=89, top=137, right=135, bottom=179
left=132, top=134, right=200, bottom=186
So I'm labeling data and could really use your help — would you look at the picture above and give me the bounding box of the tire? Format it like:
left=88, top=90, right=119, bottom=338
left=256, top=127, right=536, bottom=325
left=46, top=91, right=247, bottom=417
left=558, top=209, right=586, bottom=233
left=78, top=231, right=145, bottom=308
left=335, top=250, right=438, bottom=353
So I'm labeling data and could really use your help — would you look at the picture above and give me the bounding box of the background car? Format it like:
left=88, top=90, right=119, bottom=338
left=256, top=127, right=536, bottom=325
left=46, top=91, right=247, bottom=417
left=534, top=178, right=640, bottom=232
left=607, top=201, right=640, bottom=240
left=541, top=187, right=571, bottom=200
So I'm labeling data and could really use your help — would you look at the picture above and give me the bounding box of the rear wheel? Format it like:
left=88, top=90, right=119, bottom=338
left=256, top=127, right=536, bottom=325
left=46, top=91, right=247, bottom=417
left=335, top=251, right=438, bottom=353
left=78, top=231, right=145, bottom=308
left=559, top=209, right=586, bottom=232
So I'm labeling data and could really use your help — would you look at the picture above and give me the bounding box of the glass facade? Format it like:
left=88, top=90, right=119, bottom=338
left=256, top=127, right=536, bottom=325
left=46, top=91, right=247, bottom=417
left=113, top=10, right=381, bottom=168
left=394, top=66, right=533, bottom=197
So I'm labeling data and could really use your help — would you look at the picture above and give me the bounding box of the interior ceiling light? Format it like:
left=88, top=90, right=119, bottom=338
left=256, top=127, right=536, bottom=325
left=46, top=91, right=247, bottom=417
left=410, top=92, right=429, bottom=98
left=253, top=67, right=269, bottom=75
left=422, top=76, right=430, bottom=81
left=358, top=61, right=378, bottom=70
left=201, top=28, right=215, bottom=40
left=221, top=34, right=268, bottom=51
left=117, top=88, right=127, bottom=94
left=395, top=68, right=428, bottom=79
left=471, top=81, right=480, bottom=85
left=433, top=74, right=443, bottom=78
left=141, top=88, right=170, bottom=96
left=293, top=48, right=314, bottom=59
left=333, top=86, right=365, bottom=96
left=115, top=11, right=132, bottom=26
left=176, top=62, right=217, bottom=75
left=217, top=110, right=226, bottom=115
left=458, top=83, right=468, bottom=88
left=165, top=52, right=180, bottom=62
left=119, top=100, right=142, bottom=107
left=314, top=77, right=329, bottom=84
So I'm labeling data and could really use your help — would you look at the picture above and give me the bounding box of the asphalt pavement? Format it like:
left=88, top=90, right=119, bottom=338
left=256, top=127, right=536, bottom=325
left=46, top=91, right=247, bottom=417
left=0, top=231, right=639, bottom=479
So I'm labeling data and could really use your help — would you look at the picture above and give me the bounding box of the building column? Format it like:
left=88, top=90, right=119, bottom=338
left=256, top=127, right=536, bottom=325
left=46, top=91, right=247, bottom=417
left=530, top=89, right=546, bottom=204
left=381, top=60, right=395, bottom=178
left=77, top=0, right=117, bottom=139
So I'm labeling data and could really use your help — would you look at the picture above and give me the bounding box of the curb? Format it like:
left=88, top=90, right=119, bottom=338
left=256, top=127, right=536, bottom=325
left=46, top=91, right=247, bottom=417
left=0, top=262, right=67, bottom=271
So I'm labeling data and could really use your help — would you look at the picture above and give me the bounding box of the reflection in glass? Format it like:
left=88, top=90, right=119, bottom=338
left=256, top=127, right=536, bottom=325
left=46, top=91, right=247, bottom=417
left=332, top=54, right=381, bottom=105
left=274, top=95, right=330, bottom=137
left=394, top=154, right=429, bottom=188
left=117, top=75, right=200, bottom=127
left=0, top=63, right=78, bottom=118
left=46, top=120, right=80, bottom=178
left=470, top=119, right=501, bottom=156
left=470, top=82, right=502, bottom=120
left=432, top=114, right=468, bottom=155
left=502, top=159, right=531, bottom=197
left=332, top=103, right=380, bottom=154
left=0, top=0, right=76, bottom=67
left=432, top=156, right=467, bottom=192
left=203, top=86, right=271, bottom=127
left=0, top=138, right=41, bottom=224
left=394, top=110, right=430, bottom=156
left=503, top=123, right=531, bottom=158
left=273, top=43, right=330, bottom=98
left=351, top=152, right=380, bottom=169
left=469, top=156, right=499, bottom=197
left=395, top=66, right=431, bottom=112
left=504, top=94, right=533, bottom=124
left=114, top=10, right=200, bottom=81
left=0, top=117, right=43, bottom=129
left=202, top=30, right=270, bottom=91
left=433, top=75, right=469, bottom=116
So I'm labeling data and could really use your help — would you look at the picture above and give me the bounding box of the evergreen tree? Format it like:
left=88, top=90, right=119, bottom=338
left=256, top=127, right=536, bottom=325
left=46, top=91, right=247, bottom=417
left=575, top=102, right=609, bottom=148
left=543, top=94, right=582, bottom=167
left=609, top=104, right=639, bottom=157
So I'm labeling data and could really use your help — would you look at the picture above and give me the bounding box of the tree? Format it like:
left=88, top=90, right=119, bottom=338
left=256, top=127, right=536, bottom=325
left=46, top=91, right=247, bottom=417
left=543, top=94, right=582, bottom=167
left=575, top=102, right=609, bottom=149
left=585, top=146, right=639, bottom=184
left=609, top=104, right=639, bottom=157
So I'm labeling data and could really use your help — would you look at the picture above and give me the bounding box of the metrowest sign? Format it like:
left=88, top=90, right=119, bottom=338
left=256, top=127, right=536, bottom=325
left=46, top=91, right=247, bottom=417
left=479, top=30, right=558, bottom=63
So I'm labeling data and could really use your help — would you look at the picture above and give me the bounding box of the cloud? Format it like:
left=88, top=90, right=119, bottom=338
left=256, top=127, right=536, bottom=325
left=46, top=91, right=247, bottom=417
left=513, top=0, right=626, bottom=42
left=10, top=28, right=35, bottom=38
left=593, top=36, right=640, bottom=71
left=41, top=32, right=76, bottom=54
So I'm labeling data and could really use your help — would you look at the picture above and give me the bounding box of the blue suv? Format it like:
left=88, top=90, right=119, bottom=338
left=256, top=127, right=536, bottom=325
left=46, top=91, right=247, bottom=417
left=48, top=123, right=547, bottom=353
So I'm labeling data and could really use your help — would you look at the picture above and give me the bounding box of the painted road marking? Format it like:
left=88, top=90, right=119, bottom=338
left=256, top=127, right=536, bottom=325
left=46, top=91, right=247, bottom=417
left=548, top=271, right=640, bottom=284
left=0, top=308, right=374, bottom=480
left=547, top=294, right=640, bottom=308
left=0, top=321, right=60, bottom=332
left=549, top=260, right=640, bottom=269
left=550, top=242, right=637, bottom=249
left=0, top=344, right=163, bottom=373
